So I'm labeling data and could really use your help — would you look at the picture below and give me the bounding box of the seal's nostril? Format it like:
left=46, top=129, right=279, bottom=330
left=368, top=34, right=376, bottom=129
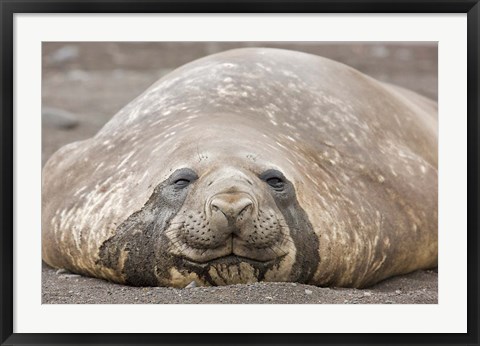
left=210, top=194, right=254, bottom=221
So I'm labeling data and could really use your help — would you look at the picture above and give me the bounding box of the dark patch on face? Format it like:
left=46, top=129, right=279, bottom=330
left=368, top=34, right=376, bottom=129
left=96, top=168, right=197, bottom=286
left=97, top=165, right=318, bottom=287
left=259, top=169, right=320, bottom=283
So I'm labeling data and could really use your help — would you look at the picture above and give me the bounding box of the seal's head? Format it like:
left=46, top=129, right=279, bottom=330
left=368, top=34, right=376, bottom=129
left=97, top=118, right=320, bottom=287
left=167, top=165, right=291, bottom=264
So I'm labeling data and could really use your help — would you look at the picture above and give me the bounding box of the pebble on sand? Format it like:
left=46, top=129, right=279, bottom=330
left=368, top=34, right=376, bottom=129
left=55, top=268, right=70, bottom=275
left=43, top=107, right=79, bottom=130
left=48, top=45, right=79, bottom=64
left=185, top=281, right=197, bottom=289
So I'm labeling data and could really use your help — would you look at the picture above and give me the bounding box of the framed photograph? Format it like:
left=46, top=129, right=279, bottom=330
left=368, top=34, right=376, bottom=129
left=1, top=1, right=478, bottom=345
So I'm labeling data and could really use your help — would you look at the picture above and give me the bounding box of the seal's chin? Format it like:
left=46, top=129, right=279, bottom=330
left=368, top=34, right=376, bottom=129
left=177, top=252, right=289, bottom=287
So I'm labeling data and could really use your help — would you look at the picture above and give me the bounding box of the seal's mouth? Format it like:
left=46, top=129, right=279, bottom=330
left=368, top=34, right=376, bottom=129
left=183, top=253, right=286, bottom=267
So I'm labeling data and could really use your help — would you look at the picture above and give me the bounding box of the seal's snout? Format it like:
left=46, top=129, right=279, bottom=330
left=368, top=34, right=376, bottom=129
left=209, top=193, right=255, bottom=236
left=164, top=166, right=295, bottom=265
left=210, top=193, right=253, bottom=223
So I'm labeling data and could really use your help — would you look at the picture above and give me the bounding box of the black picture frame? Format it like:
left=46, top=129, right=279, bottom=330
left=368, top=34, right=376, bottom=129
left=1, top=1, right=479, bottom=345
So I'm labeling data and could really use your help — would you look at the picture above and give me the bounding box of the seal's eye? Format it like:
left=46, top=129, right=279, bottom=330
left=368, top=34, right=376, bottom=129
left=260, top=169, right=286, bottom=191
left=174, top=178, right=191, bottom=187
left=266, top=177, right=284, bottom=188
left=170, top=168, right=198, bottom=189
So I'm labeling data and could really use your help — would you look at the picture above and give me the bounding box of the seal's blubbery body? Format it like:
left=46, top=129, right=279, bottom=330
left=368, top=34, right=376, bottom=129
left=42, top=48, right=437, bottom=288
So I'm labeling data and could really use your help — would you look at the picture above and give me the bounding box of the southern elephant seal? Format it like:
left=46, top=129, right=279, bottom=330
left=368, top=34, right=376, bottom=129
left=42, top=48, right=438, bottom=288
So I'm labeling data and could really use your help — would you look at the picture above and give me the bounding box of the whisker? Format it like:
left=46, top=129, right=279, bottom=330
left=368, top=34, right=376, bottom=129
left=266, top=246, right=281, bottom=258
left=164, top=226, right=186, bottom=235
left=166, top=234, right=187, bottom=246
left=171, top=239, right=192, bottom=254
left=275, top=235, right=296, bottom=245
left=167, top=238, right=184, bottom=246
left=278, top=250, right=295, bottom=263
left=270, top=243, right=290, bottom=257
